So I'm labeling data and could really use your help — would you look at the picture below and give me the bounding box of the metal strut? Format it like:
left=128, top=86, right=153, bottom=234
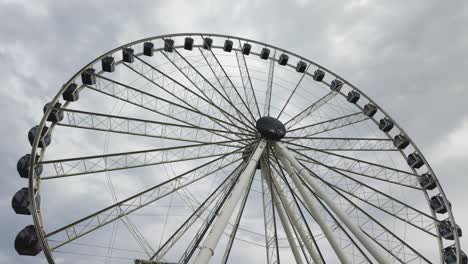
left=192, top=139, right=267, bottom=264
left=274, top=142, right=391, bottom=264
left=273, top=143, right=350, bottom=264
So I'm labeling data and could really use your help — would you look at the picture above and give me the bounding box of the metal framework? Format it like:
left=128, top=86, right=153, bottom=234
left=14, top=33, right=463, bottom=264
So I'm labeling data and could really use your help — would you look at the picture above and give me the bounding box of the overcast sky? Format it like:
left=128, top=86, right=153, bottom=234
left=1, top=0, right=467, bottom=263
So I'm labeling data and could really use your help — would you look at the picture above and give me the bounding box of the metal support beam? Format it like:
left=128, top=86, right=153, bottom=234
left=274, top=142, right=391, bottom=264
left=260, top=156, right=280, bottom=264
left=267, top=176, right=304, bottom=264
left=193, top=139, right=267, bottom=264
left=266, top=160, right=323, bottom=264
left=273, top=143, right=350, bottom=264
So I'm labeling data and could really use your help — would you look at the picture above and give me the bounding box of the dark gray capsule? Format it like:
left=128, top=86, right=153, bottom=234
left=15, top=225, right=42, bottom=256
left=43, top=102, right=64, bottom=123
left=122, top=48, right=134, bottom=63
left=101, top=56, right=115, bottom=72
left=62, top=83, right=79, bottom=102
left=242, top=43, right=251, bottom=55
left=224, top=40, right=233, bottom=52
left=81, top=68, right=96, bottom=85
left=164, top=39, right=174, bottom=52
left=143, top=42, right=154, bottom=56
left=184, top=37, right=194, bottom=50
left=296, top=61, right=307, bottom=73
left=278, top=54, right=289, bottom=66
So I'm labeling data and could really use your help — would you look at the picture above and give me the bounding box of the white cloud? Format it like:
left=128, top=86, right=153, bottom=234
left=431, top=116, right=468, bottom=162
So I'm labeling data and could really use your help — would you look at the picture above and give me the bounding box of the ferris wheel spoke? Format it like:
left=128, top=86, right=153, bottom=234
left=44, top=153, right=242, bottom=251
left=294, top=157, right=438, bottom=236
left=286, top=112, right=370, bottom=138
left=260, top=155, right=281, bottom=264
left=287, top=142, right=421, bottom=188
left=284, top=89, right=341, bottom=129
left=150, top=161, right=243, bottom=262
left=287, top=137, right=397, bottom=152
left=268, top=156, right=326, bottom=264
left=264, top=50, right=276, bottom=117
left=119, top=216, right=155, bottom=258
left=161, top=47, right=253, bottom=131
left=39, top=140, right=245, bottom=180
left=235, top=39, right=262, bottom=118
left=277, top=64, right=311, bottom=119
left=298, top=162, right=433, bottom=263
left=128, top=52, right=256, bottom=135
left=57, top=108, right=251, bottom=144
left=297, top=158, right=421, bottom=190
left=159, top=47, right=255, bottom=133
left=89, top=74, right=250, bottom=140
left=197, top=36, right=257, bottom=124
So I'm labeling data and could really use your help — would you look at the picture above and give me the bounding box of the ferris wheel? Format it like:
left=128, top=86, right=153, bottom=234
left=12, top=33, right=466, bottom=264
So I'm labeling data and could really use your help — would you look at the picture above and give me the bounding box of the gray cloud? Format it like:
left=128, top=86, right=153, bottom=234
left=1, top=0, right=467, bottom=263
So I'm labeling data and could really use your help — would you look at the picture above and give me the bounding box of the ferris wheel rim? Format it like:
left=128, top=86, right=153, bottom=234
left=24, top=32, right=461, bottom=263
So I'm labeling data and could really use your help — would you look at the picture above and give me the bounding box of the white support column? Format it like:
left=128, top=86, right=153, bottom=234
left=193, top=139, right=267, bottom=264
left=271, top=187, right=305, bottom=264
left=267, top=167, right=323, bottom=264
left=262, top=161, right=304, bottom=264
left=273, top=143, right=350, bottom=264
left=274, top=142, right=390, bottom=264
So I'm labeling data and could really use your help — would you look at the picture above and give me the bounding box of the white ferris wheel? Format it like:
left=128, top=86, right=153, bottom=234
left=12, top=33, right=465, bottom=264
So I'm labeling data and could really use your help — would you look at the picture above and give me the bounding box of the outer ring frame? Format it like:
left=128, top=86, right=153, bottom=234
left=27, top=32, right=460, bottom=263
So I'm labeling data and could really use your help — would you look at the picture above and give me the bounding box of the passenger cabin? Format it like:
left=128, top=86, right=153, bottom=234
left=122, top=47, right=134, bottom=63
left=223, top=40, right=233, bottom=52
left=430, top=195, right=451, bottom=214
left=379, top=117, right=394, bottom=132
left=184, top=37, right=194, bottom=50
left=330, top=79, right=343, bottom=92
left=143, top=42, right=154, bottom=56
left=43, top=102, right=64, bottom=123
left=28, top=126, right=51, bottom=148
left=419, top=173, right=437, bottom=190
left=164, top=39, right=174, bottom=52
left=203, top=37, right=213, bottom=50
left=17, top=154, right=43, bottom=179
left=296, top=61, right=307, bottom=73
left=438, top=220, right=462, bottom=240
left=12, top=188, right=39, bottom=215
left=313, top=69, right=325, bottom=81
left=81, top=68, right=96, bottom=85
left=242, top=43, right=251, bottom=55
left=63, top=83, right=79, bottom=102
left=347, top=91, right=360, bottom=104
left=101, top=56, right=115, bottom=72
left=443, top=245, right=468, bottom=264
left=407, top=152, right=424, bottom=169
left=15, top=225, right=42, bottom=256
left=260, top=48, right=270, bottom=60
left=278, top=54, right=289, bottom=66
left=393, top=134, right=410, bottom=149
left=363, top=103, right=377, bottom=117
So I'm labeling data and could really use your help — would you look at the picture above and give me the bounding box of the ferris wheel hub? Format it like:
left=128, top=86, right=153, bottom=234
left=255, top=116, right=286, bottom=140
